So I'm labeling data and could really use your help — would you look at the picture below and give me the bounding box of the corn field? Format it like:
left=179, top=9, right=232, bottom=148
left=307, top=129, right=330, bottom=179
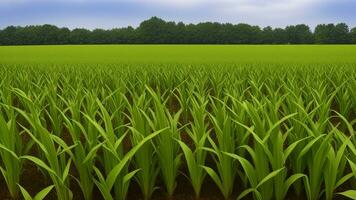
left=0, top=64, right=355, bottom=200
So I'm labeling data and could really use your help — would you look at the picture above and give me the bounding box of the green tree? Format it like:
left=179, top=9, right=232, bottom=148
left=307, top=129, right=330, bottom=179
left=261, top=26, right=274, bottom=44
left=351, top=27, right=356, bottom=44
left=137, top=17, right=175, bottom=43
left=91, top=29, right=110, bottom=44
left=232, top=23, right=261, bottom=44
left=69, top=28, right=91, bottom=44
left=315, top=23, right=351, bottom=44
left=0, top=26, right=18, bottom=45
left=1, top=17, right=356, bottom=45
left=109, top=27, right=137, bottom=44
left=315, top=24, right=333, bottom=43
left=334, top=23, right=351, bottom=43
left=57, top=28, right=70, bottom=44
left=273, top=28, right=288, bottom=44
left=286, top=24, right=313, bottom=44
left=192, top=22, right=223, bottom=43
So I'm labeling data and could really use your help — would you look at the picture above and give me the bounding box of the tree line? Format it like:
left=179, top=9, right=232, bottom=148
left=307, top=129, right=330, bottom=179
left=1, top=17, right=356, bottom=45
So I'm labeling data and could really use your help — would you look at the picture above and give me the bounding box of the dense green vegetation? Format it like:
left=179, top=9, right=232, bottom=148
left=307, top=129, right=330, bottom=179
left=0, top=46, right=355, bottom=200
left=1, top=45, right=356, bottom=65
left=1, top=17, right=356, bottom=45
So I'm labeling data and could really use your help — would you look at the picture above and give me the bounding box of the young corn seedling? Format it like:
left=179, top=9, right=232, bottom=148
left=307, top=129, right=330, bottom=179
left=296, top=132, right=331, bottom=200
left=331, top=80, right=351, bottom=119
left=235, top=99, right=274, bottom=200
left=338, top=155, right=356, bottom=199
left=92, top=126, right=167, bottom=200
left=177, top=92, right=210, bottom=198
left=18, top=184, right=54, bottom=200
left=145, top=86, right=182, bottom=197
left=223, top=149, right=286, bottom=200
left=85, top=99, right=131, bottom=200
left=231, top=98, right=305, bottom=200
left=286, top=94, right=329, bottom=195
left=338, top=132, right=356, bottom=200
left=173, top=82, right=194, bottom=124
left=338, top=160, right=356, bottom=199
left=126, top=92, right=159, bottom=200
left=202, top=96, right=237, bottom=199
left=58, top=93, right=101, bottom=200
left=13, top=88, right=75, bottom=200
left=43, top=81, right=64, bottom=136
left=0, top=104, right=23, bottom=199
left=323, top=127, right=353, bottom=200
left=336, top=112, right=356, bottom=200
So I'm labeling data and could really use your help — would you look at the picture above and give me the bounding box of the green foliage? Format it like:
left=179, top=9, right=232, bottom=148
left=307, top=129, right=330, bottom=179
left=0, top=58, right=355, bottom=200
left=0, top=18, right=355, bottom=45
left=19, top=184, right=54, bottom=200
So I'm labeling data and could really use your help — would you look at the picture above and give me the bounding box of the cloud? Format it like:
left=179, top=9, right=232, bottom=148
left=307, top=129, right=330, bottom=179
left=0, top=0, right=333, bottom=13
left=0, top=0, right=323, bottom=7
left=0, top=0, right=354, bottom=29
left=214, top=0, right=322, bottom=23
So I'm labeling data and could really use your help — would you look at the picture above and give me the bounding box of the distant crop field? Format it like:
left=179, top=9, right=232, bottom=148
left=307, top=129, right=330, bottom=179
left=0, top=45, right=355, bottom=200
left=1, top=45, right=356, bottom=64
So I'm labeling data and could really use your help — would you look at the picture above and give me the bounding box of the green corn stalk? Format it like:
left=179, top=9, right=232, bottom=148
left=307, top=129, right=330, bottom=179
left=84, top=99, right=129, bottom=200
left=92, top=127, right=167, bottom=200
left=236, top=100, right=274, bottom=200
left=58, top=94, right=100, bottom=200
left=0, top=61, right=355, bottom=200
left=13, top=88, right=74, bottom=200
left=173, top=81, right=194, bottom=124
left=18, top=184, right=54, bottom=200
left=232, top=110, right=305, bottom=200
left=323, top=133, right=353, bottom=200
left=0, top=105, right=23, bottom=199
left=145, top=86, right=182, bottom=197
left=43, top=83, right=63, bottom=136
left=224, top=151, right=286, bottom=200
left=177, top=92, right=209, bottom=198
left=297, top=133, right=331, bottom=200
left=337, top=112, right=356, bottom=200
left=286, top=94, right=332, bottom=195
left=201, top=96, right=237, bottom=199
left=126, top=92, right=159, bottom=200
left=337, top=158, right=356, bottom=199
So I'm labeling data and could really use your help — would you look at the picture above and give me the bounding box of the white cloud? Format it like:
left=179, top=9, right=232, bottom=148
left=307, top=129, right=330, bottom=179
left=222, top=0, right=324, bottom=14
left=146, top=0, right=319, bottom=9
left=0, top=0, right=327, bottom=11
left=0, top=0, right=324, bottom=7
left=136, top=0, right=328, bottom=26
left=0, top=0, right=338, bottom=27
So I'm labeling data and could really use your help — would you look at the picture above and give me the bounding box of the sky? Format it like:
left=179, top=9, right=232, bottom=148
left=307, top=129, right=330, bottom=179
left=0, top=0, right=355, bottom=30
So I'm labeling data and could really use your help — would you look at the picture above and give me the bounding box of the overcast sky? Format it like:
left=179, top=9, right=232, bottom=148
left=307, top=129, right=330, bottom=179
left=0, top=0, right=355, bottom=29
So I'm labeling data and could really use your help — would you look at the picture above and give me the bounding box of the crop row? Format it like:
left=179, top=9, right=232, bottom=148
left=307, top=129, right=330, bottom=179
left=0, top=64, right=355, bottom=200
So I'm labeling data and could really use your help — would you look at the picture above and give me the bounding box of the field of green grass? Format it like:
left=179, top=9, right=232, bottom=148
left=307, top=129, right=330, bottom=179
left=0, top=45, right=355, bottom=200
left=1, top=45, right=356, bottom=64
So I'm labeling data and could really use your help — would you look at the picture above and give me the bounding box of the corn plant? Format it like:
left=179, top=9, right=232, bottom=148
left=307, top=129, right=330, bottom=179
left=177, top=92, right=210, bottom=198
left=13, top=88, right=74, bottom=200
left=145, top=86, right=182, bottom=197
left=0, top=103, right=23, bottom=199
left=323, top=129, right=353, bottom=200
left=18, top=184, right=54, bottom=200
left=201, top=96, right=237, bottom=199
left=84, top=99, right=129, bottom=200
left=336, top=112, right=356, bottom=200
left=0, top=63, right=355, bottom=200
left=92, top=127, right=167, bottom=200
left=126, top=91, right=159, bottom=200
left=230, top=112, right=305, bottom=200
left=58, top=93, right=100, bottom=200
